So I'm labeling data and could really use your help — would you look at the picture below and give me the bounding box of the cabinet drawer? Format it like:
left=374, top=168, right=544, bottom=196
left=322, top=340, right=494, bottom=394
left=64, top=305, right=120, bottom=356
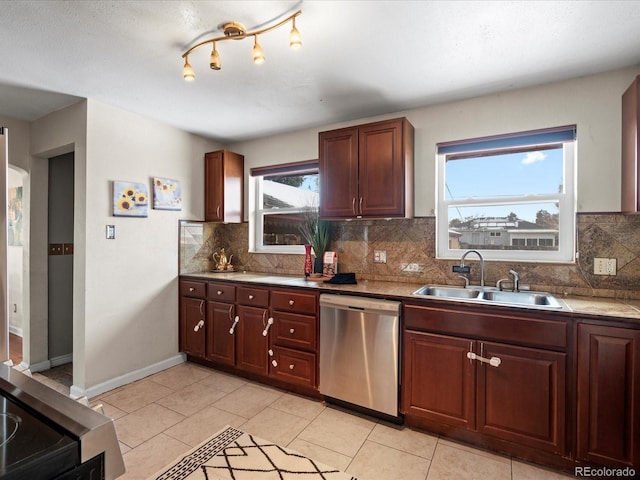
left=270, top=346, right=316, bottom=387
left=271, top=290, right=317, bottom=315
left=207, top=282, right=236, bottom=303
left=237, top=286, right=269, bottom=307
left=404, top=304, right=568, bottom=350
left=180, top=280, right=206, bottom=298
left=272, top=312, right=316, bottom=351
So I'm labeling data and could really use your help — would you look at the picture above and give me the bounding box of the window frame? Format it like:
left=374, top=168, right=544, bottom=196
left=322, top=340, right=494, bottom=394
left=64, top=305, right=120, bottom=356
left=249, top=160, right=319, bottom=254
left=436, top=126, right=577, bottom=263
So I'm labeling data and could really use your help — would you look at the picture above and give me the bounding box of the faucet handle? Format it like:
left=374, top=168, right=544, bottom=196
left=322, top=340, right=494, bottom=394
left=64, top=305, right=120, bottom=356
left=496, top=278, right=510, bottom=291
left=457, top=275, right=470, bottom=288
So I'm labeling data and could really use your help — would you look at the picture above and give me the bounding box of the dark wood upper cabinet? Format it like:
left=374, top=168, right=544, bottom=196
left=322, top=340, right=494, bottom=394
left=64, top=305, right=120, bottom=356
left=204, top=150, right=244, bottom=222
left=319, top=117, right=414, bottom=219
left=622, top=75, right=640, bottom=212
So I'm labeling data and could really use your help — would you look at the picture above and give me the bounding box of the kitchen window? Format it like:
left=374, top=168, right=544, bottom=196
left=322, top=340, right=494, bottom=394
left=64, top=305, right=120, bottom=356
left=436, top=125, right=576, bottom=262
left=249, top=160, right=319, bottom=254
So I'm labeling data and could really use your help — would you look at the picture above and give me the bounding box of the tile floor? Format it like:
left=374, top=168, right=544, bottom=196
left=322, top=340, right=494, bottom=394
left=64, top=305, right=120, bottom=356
left=36, top=362, right=575, bottom=480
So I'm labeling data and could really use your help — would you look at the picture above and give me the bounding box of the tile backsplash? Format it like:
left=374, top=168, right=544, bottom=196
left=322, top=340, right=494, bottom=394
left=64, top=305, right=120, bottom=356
left=181, top=213, right=640, bottom=300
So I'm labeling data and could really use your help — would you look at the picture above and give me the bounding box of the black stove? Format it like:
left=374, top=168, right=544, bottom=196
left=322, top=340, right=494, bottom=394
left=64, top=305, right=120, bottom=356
left=0, top=365, right=124, bottom=480
left=0, top=394, right=78, bottom=480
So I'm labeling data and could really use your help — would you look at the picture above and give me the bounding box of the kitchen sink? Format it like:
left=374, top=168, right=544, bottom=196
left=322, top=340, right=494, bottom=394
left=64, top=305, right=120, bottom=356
left=481, top=290, right=563, bottom=308
left=413, top=285, right=564, bottom=310
left=412, top=286, right=481, bottom=299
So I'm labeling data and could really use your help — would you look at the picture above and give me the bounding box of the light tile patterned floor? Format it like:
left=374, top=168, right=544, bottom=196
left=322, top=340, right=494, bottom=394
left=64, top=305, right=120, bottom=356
left=37, top=362, right=576, bottom=480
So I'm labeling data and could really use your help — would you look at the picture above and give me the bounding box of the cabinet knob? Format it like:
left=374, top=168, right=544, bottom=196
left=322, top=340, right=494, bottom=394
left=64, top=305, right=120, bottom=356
left=217, top=290, right=223, bottom=295
left=248, top=294, right=254, bottom=300
left=289, top=328, right=295, bottom=334
left=289, top=299, right=295, bottom=306
left=189, top=287, right=195, bottom=292
left=289, top=364, right=295, bottom=370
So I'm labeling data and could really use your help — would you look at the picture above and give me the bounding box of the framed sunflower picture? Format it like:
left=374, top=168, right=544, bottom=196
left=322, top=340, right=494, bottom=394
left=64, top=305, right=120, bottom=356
left=152, top=177, right=182, bottom=211
left=113, top=180, right=149, bottom=217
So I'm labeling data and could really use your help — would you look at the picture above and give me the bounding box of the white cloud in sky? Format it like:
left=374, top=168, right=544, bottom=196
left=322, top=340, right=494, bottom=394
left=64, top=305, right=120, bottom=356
left=521, top=151, right=546, bottom=165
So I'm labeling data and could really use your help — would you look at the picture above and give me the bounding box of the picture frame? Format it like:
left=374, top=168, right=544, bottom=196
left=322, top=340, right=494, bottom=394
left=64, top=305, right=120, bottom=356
left=153, top=177, right=182, bottom=211
left=113, top=180, right=149, bottom=217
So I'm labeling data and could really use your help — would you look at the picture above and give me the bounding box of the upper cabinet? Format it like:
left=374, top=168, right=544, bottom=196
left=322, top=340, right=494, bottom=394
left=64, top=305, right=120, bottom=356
left=205, top=150, right=244, bottom=222
left=318, top=117, right=414, bottom=219
left=622, top=75, right=640, bottom=213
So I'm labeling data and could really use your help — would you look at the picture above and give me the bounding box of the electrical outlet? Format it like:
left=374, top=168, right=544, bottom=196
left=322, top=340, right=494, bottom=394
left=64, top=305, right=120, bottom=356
left=593, top=257, right=617, bottom=276
left=402, top=263, right=425, bottom=273
left=374, top=250, right=387, bottom=264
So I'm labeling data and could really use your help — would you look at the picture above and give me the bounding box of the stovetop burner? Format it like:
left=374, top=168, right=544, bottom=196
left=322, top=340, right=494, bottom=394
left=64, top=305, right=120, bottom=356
left=0, top=413, right=20, bottom=449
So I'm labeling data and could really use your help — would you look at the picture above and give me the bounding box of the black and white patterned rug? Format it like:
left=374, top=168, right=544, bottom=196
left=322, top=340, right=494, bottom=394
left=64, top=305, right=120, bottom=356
left=148, top=425, right=357, bottom=480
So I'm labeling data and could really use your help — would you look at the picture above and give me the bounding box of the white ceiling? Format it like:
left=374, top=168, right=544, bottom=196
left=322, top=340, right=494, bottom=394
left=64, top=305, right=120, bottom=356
left=1, top=1, right=639, bottom=143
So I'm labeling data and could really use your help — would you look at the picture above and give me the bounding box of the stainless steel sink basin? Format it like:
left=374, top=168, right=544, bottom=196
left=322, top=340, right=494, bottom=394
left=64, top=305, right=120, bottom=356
left=412, top=285, right=564, bottom=310
left=481, top=290, right=563, bottom=308
left=413, top=286, right=481, bottom=299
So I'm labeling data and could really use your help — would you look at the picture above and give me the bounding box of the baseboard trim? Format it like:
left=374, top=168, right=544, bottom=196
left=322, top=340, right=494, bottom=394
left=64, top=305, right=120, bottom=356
left=9, top=326, right=23, bottom=337
left=70, top=354, right=186, bottom=399
left=50, top=354, right=73, bottom=367
left=30, top=360, right=52, bottom=373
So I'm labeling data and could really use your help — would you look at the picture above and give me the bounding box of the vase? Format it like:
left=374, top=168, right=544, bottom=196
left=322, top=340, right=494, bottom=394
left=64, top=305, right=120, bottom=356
left=304, top=244, right=313, bottom=277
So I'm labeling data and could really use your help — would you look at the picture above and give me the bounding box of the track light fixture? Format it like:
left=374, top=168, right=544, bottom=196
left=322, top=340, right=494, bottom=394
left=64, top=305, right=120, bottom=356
left=181, top=10, right=301, bottom=80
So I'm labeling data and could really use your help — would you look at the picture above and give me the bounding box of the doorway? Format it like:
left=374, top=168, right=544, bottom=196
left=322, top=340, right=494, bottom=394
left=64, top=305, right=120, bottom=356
left=46, top=152, right=74, bottom=388
left=8, top=166, right=26, bottom=365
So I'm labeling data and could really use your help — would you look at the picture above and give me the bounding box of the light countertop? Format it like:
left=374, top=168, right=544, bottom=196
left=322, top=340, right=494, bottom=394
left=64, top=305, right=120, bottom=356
left=181, top=271, right=640, bottom=324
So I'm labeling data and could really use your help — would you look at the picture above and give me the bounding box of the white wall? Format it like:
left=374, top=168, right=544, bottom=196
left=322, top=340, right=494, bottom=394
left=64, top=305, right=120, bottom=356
left=230, top=66, right=640, bottom=215
left=30, top=100, right=220, bottom=394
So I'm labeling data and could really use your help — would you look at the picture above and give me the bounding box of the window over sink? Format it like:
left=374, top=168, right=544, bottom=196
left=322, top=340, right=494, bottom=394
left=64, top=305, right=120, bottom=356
left=249, top=160, right=319, bottom=254
left=436, top=125, right=577, bottom=263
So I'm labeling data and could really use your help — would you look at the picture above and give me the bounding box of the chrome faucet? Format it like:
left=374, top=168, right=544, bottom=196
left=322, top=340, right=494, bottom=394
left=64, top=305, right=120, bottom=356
left=509, top=269, right=519, bottom=292
left=460, top=249, right=485, bottom=287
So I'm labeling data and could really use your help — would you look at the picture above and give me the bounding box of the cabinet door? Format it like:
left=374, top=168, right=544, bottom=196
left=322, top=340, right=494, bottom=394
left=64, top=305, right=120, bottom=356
left=236, top=305, right=269, bottom=376
left=204, top=151, right=224, bottom=221
left=179, top=297, right=205, bottom=358
left=402, top=330, right=475, bottom=429
left=319, top=127, right=359, bottom=218
left=204, top=150, right=244, bottom=222
left=206, top=301, right=236, bottom=366
left=476, top=341, right=566, bottom=454
left=577, top=323, right=640, bottom=468
left=358, top=118, right=406, bottom=217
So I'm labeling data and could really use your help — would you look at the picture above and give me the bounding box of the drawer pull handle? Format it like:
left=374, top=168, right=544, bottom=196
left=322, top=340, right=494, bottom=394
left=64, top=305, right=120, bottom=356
left=466, top=351, right=501, bottom=367
left=217, top=290, right=223, bottom=295
left=289, top=328, right=295, bottom=334
left=289, top=364, right=295, bottom=370
left=289, top=300, right=295, bottom=306
left=189, top=287, right=195, bottom=292
left=262, top=317, right=274, bottom=336
left=229, top=316, right=239, bottom=335
left=193, top=320, right=205, bottom=332
left=248, top=294, right=254, bottom=300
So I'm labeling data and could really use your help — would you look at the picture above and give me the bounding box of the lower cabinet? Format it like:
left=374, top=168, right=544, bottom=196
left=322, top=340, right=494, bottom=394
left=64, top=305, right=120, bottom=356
left=477, top=341, right=566, bottom=453
left=577, top=323, right=640, bottom=468
left=403, top=330, right=566, bottom=454
left=179, top=280, right=206, bottom=358
left=236, top=304, right=270, bottom=376
left=402, top=303, right=569, bottom=462
left=268, top=289, right=319, bottom=388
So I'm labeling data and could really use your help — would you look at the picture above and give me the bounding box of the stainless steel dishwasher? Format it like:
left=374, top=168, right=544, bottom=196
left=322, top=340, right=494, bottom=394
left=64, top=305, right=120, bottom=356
left=319, top=293, right=401, bottom=419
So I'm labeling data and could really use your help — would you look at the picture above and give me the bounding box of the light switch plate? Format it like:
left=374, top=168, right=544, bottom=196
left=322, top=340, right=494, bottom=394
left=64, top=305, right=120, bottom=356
left=106, top=225, right=116, bottom=239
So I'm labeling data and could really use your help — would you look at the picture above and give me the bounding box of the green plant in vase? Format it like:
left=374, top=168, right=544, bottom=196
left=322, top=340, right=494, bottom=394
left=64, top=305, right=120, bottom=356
left=299, top=207, right=332, bottom=275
